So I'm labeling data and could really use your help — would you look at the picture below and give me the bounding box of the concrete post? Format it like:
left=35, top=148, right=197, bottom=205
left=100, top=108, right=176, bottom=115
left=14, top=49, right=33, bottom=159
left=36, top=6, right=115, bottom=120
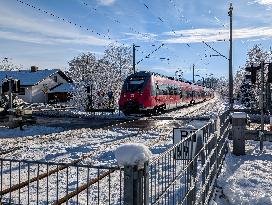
left=232, top=112, right=247, bottom=155
left=123, top=163, right=149, bottom=205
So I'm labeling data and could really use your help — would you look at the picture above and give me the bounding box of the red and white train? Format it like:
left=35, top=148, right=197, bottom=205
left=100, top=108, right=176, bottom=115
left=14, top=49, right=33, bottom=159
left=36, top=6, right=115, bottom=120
left=119, top=71, right=214, bottom=115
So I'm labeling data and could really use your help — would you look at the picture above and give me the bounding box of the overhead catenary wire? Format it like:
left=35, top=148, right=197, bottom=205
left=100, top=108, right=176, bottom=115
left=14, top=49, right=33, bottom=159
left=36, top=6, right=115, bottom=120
left=79, top=0, right=158, bottom=42
left=202, top=41, right=228, bottom=60
left=144, top=1, right=208, bottom=63
left=79, top=0, right=169, bottom=65
left=167, top=0, right=229, bottom=58
left=14, top=0, right=127, bottom=47
left=136, top=44, right=165, bottom=65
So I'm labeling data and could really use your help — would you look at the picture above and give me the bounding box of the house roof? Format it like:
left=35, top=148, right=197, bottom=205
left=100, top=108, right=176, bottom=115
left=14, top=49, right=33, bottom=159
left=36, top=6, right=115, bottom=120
left=0, top=69, right=72, bottom=86
left=49, top=83, right=75, bottom=93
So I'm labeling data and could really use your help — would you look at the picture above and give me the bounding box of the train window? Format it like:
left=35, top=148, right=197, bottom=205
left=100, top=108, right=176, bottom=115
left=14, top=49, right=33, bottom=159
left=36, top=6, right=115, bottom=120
left=125, top=77, right=147, bottom=92
left=167, top=85, right=173, bottom=95
left=129, top=77, right=145, bottom=85
left=180, top=91, right=186, bottom=98
left=163, top=85, right=168, bottom=95
left=157, top=84, right=168, bottom=95
left=173, top=85, right=178, bottom=95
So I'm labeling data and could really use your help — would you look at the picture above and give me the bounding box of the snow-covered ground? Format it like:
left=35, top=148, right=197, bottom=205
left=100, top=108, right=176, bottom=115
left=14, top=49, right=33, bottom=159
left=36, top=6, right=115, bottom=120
left=0, top=97, right=230, bottom=204
left=0, top=125, right=64, bottom=138
left=212, top=140, right=272, bottom=205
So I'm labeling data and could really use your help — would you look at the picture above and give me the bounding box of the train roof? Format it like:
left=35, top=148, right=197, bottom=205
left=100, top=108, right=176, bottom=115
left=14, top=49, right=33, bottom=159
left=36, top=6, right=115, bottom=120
left=131, top=71, right=211, bottom=90
left=133, top=71, right=176, bottom=79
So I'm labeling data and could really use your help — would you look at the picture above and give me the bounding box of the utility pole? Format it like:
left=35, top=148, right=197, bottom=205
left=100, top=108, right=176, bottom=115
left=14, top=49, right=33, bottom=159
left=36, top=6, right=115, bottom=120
left=133, top=44, right=136, bottom=74
left=132, top=44, right=140, bottom=74
left=192, top=64, right=195, bottom=84
left=8, top=79, right=13, bottom=110
left=260, top=61, right=265, bottom=150
left=228, top=3, right=234, bottom=109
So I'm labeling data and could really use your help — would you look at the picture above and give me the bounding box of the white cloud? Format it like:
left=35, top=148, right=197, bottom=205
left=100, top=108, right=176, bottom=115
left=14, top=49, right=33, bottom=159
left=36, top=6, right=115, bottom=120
left=252, top=0, right=272, bottom=9
left=254, top=0, right=272, bottom=5
left=0, top=2, right=111, bottom=46
left=97, top=0, right=116, bottom=6
left=122, top=32, right=158, bottom=41
left=162, top=27, right=272, bottom=44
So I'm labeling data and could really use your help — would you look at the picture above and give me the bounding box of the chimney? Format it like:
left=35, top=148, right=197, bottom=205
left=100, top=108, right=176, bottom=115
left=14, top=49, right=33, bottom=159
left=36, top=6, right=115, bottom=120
left=31, top=66, right=38, bottom=72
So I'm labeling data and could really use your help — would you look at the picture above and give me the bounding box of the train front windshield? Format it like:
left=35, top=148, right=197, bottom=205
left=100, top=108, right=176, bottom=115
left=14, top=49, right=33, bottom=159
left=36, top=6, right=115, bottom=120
left=124, top=77, right=147, bottom=92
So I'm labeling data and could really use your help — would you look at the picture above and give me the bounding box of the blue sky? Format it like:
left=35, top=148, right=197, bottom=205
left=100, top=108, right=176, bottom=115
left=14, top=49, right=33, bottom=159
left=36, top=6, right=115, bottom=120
left=0, top=0, right=272, bottom=80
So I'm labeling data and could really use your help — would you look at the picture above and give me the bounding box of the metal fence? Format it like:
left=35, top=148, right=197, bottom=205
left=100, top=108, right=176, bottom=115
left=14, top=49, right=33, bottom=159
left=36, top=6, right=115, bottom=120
left=0, top=111, right=230, bottom=205
left=146, top=111, right=230, bottom=205
left=0, top=159, right=123, bottom=204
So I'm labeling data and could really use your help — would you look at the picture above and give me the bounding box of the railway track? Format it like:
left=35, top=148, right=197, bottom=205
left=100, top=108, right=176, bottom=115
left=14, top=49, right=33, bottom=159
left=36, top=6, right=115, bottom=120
left=0, top=115, right=141, bottom=158
left=1, top=97, right=219, bottom=161
left=0, top=98, right=214, bottom=159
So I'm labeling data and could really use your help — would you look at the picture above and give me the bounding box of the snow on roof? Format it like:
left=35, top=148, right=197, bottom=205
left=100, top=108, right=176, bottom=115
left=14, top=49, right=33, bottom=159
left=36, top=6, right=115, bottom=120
left=0, top=69, right=59, bottom=86
left=115, top=143, right=152, bottom=167
left=49, top=83, right=75, bottom=93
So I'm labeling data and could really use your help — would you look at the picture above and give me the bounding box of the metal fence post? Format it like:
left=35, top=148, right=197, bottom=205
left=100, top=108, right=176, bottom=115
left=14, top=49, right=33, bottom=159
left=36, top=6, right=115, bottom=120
left=232, top=112, right=247, bottom=155
left=124, top=162, right=149, bottom=205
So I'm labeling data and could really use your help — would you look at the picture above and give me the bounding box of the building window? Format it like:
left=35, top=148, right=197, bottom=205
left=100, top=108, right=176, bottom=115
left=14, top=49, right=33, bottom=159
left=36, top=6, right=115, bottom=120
left=53, top=76, right=57, bottom=83
left=19, top=88, right=25, bottom=95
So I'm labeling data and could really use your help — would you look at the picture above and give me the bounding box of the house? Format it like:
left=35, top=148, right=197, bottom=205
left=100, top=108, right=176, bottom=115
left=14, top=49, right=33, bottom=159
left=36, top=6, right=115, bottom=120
left=0, top=66, right=73, bottom=103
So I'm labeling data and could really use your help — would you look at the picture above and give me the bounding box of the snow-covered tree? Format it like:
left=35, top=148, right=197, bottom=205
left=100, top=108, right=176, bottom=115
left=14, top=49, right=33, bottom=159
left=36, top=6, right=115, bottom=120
left=67, top=44, right=132, bottom=110
left=99, top=44, right=132, bottom=105
left=216, top=77, right=228, bottom=100
left=236, top=44, right=272, bottom=108
left=233, top=68, right=254, bottom=107
left=67, top=53, right=98, bottom=109
left=246, top=44, right=270, bottom=66
left=0, top=57, right=20, bottom=71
